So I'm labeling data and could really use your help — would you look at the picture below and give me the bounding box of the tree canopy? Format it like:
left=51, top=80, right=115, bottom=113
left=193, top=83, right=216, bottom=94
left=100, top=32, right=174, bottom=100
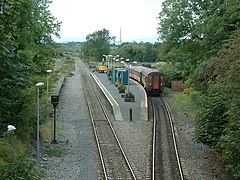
left=0, top=0, right=60, bottom=136
left=113, top=42, right=157, bottom=62
left=157, top=0, right=240, bottom=78
left=81, top=29, right=115, bottom=60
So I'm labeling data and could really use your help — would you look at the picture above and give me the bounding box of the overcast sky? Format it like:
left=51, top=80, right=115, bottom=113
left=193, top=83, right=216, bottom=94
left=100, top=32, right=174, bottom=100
left=49, top=0, right=164, bottom=43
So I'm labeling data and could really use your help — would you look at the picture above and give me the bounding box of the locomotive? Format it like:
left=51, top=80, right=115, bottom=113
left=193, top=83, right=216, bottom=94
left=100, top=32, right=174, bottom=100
left=128, top=65, right=164, bottom=96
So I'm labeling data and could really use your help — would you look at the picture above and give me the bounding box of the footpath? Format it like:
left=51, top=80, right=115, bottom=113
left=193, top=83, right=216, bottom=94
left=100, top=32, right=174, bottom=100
left=42, top=61, right=100, bottom=179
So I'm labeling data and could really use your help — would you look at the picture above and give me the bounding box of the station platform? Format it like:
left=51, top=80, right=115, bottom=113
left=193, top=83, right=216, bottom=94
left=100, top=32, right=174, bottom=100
left=91, top=73, right=148, bottom=122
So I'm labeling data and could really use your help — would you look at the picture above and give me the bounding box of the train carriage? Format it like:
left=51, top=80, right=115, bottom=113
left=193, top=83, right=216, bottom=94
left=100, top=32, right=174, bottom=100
left=129, top=66, right=164, bottom=96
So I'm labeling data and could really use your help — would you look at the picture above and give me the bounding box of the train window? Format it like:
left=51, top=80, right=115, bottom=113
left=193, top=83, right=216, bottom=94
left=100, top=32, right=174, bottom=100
left=153, top=76, right=159, bottom=89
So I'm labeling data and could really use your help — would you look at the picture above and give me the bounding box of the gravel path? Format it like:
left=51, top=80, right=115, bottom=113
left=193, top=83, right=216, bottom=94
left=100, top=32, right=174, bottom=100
left=41, top=64, right=100, bottom=179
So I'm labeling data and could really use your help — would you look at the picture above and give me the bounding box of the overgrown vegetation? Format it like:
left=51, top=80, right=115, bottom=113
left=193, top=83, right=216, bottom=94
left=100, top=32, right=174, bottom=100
left=0, top=133, right=41, bottom=179
left=195, top=29, right=240, bottom=178
left=0, top=0, right=61, bottom=178
left=157, top=0, right=239, bottom=178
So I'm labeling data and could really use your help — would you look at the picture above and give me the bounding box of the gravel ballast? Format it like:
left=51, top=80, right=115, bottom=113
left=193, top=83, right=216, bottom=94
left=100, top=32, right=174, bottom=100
left=40, top=60, right=232, bottom=179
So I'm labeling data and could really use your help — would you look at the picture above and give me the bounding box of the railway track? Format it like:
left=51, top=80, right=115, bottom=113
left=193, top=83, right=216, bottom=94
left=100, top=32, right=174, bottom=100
left=78, top=61, right=136, bottom=179
left=150, top=96, right=184, bottom=180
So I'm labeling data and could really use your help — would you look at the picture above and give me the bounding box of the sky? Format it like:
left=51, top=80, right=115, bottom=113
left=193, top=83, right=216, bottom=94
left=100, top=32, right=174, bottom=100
left=49, top=0, right=164, bottom=43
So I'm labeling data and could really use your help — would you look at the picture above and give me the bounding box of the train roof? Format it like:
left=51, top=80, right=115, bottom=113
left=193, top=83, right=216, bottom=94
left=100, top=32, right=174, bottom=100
left=130, top=65, right=163, bottom=75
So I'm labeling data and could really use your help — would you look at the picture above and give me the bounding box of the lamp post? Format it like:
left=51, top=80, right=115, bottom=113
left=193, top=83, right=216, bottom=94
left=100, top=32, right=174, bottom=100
left=113, top=57, right=116, bottom=68
left=125, top=59, right=130, bottom=93
left=115, top=55, right=119, bottom=67
left=46, top=70, right=52, bottom=104
left=108, top=55, right=113, bottom=69
left=36, top=82, right=44, bottom=161
left=120, top=58, right=124, bottom=84
left=103, top=55, right=108, bottom=69
left=115, top=57, right=119, bottom=82
left=113, top=57, right=116, bottom=82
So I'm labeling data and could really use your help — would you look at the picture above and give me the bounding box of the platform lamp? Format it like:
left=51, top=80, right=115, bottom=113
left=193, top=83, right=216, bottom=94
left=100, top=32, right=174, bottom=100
left=112, top=57, right=116, bottom=82
left=115, top=56, right=119, bottom=82
left=103, top=55, right=108, bottom=69
left=36, top=82, right=44, bottom=161
left=108, top=54, right=113, bottom=69
left=120, top=58, right=124, bottom=84
left=125, top=59, right=130, bottom=92
left=115, top=55, right=119, bottom=67
left=46, top=69, right=52, bottom=103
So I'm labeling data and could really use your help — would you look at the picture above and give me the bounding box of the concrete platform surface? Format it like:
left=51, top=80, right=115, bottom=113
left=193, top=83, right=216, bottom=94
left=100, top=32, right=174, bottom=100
left=92, top=73, right=148, bottom=122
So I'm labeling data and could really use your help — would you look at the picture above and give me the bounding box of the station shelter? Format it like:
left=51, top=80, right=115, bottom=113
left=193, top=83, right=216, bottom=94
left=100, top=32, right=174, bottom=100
left=112, top=68, right=129, bottom=85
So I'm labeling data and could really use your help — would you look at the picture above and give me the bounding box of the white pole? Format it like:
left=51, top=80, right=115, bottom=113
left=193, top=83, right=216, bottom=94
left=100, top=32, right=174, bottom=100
left=37, top=87, right=40, bottom=160
left=36, top=82, right=44, bottom=161
left=46, top=70, right=52, bottom=103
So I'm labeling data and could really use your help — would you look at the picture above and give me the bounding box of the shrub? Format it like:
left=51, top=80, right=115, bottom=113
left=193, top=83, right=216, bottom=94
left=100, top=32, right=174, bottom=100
left=118, top=84, right=126, bottom=91
left=125, top=92, right=134, bottom=98
left=195, top=28, right=240, bottom=178
left=114, top=81, right=120, bottom=87
left=0, top=156, right=41, bottom=180
left=124, top=92, right=135, bottom=102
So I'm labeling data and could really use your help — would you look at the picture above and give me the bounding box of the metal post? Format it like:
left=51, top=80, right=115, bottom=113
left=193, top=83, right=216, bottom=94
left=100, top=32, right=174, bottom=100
left=51, top=95, right=59, bottom=144
left=46, top=76, right=48, bottom=102
left=130, top=108, right=132, bottom=121
left=37, top=87, right=40, bottom=160
left=108, top=55, right=112, bottom=69
left=52, top=106, right=57, bottom=143
left=121, top=68, right=123, bottom=84
left=128, top=66, right=130, bottom=93
left=113, top=58, right=115, bottom=83
left=46, top=70, right=52, bottom=104
left=36, top=82, right=44, bottom=161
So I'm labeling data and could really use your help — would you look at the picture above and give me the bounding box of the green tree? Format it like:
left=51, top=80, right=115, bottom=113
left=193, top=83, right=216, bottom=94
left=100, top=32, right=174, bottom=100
left=82, top=28, right=115, bottom=60
left=196, top=28, right=240, bottom=178
left=0, top=0, right=60, bottom=137
left=114, top=42, right=157, bottom=62
left=157, top=0, right=240, bottom=79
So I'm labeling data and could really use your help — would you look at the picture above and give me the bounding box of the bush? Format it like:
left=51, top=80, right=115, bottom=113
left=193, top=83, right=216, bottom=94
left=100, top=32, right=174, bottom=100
left=125, top=92, right=134, bottom=98
left=0, top=156, right=40, bottom=180
left=195, top=28, right=240, bottom=178
left=118, top=84, right=126, bottom=93
left=118, top=84, right=126, bottom=91
left=0, top=133, right=25, bottom=166
left=114, top=81, right=120, bottom=87
left=124, top=92, right=135, bottom=102
left=158, top=63, right=180, bottom=87
left=216, top=94, right=240, bottom=179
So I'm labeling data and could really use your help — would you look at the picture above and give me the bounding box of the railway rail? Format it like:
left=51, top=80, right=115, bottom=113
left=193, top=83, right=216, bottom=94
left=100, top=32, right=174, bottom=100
left=78, top=61, right=136, bottom=179
left=150, top=96, right=184, bottom=180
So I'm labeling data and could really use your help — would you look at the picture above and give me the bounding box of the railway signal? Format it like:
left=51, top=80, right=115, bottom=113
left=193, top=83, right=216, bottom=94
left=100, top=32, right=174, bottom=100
left=51, top=95, right=59, bottom=143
